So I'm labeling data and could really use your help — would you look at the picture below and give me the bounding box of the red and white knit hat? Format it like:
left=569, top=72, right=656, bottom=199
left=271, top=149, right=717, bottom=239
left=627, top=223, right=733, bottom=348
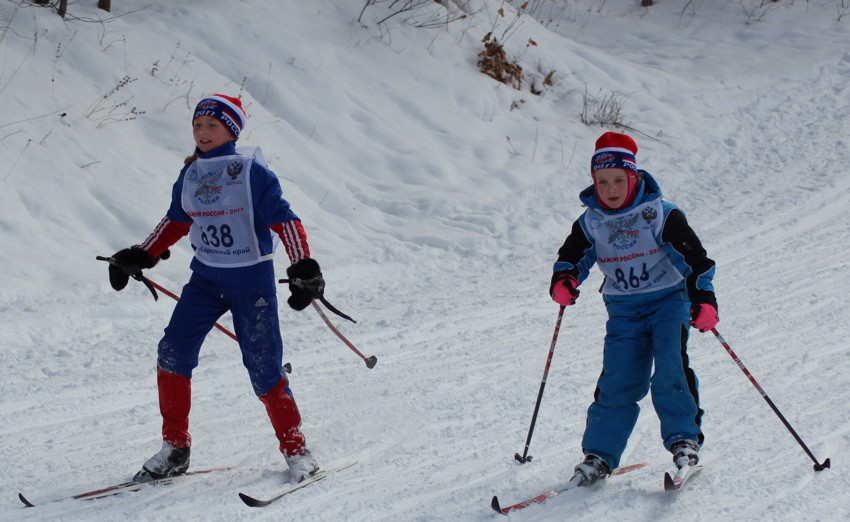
left=591, top=132, right=640, bottom=209
left=192, top=94, right=246, bottom=140
left=591, top=131, right=638, bottom=176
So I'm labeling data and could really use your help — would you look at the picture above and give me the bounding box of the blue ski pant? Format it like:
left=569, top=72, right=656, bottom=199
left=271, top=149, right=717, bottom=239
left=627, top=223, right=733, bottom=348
left=157, top=273, right=288, bottom=397
left=581, top=291, right=703, bottom=470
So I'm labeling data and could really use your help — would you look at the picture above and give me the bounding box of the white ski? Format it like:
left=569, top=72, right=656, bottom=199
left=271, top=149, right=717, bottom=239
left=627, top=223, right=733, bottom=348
left=238, top=461, right=356, bottom=507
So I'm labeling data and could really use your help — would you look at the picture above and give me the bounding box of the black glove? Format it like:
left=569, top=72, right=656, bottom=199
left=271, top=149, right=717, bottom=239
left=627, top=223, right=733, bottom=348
left=286, top=258, right=324, bottom=310
left=108, top=246, right=167, bottom=291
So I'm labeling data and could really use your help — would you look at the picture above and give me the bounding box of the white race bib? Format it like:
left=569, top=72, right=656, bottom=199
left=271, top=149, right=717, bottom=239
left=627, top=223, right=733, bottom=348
left=182, top=153, right=265, bottom=267
left=584, top=199, right=683, bottom=294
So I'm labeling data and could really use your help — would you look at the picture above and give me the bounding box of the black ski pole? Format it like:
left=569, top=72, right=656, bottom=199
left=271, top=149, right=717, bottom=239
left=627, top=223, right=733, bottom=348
left=515, top=305, right=566, bottom=463
left=711, top=328, right=830, bottom=472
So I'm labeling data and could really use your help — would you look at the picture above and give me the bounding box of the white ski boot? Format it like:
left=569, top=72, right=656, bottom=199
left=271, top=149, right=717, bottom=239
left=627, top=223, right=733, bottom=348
left=284, top=449, right=319, bottom=483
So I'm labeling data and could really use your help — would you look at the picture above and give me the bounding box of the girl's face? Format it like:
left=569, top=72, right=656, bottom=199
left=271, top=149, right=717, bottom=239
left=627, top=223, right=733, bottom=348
left=593, top=168, right=631, bottom=209
left=193, top=115, right=232, bottom=152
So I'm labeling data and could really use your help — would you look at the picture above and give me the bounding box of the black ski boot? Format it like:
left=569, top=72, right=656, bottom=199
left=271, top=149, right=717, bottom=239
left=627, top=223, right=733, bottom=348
left=670, top=439, right=700, bottom=469
left=571, top=454, right=611, bottom=486
left=133, top=442, right=190, bottom=482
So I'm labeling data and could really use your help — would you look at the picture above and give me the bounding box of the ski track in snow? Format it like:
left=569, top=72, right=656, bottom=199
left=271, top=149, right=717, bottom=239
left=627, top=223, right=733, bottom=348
left=1, top=1, right=849, bottom=521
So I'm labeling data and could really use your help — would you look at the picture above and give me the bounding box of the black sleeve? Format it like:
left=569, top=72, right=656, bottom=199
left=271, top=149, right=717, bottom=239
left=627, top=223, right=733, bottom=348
left=554, top=220, right=593, bottom=279
left=661, top=208, right=717, bottom=309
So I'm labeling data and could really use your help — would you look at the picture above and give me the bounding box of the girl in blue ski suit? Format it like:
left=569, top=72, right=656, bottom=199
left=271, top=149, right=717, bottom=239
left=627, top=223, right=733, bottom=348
left=550, top=132, right=719, bottom=483
left=107, top=94, right=322, bottom=483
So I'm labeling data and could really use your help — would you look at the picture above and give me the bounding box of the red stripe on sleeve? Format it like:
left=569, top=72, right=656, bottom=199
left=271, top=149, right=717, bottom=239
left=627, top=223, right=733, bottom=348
left=271, top=220, right=310, bottom=263
left=140, top=217, right=191, bottom=258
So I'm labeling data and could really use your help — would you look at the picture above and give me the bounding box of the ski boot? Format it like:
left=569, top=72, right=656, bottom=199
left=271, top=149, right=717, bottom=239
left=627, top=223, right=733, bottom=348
left=571, top=454, right=611, bottom=486
left=133, top=442, right=190, bottom=482
left=284, top=449, right=319, bottom=483
left=670, top=439, right=700, bottom=469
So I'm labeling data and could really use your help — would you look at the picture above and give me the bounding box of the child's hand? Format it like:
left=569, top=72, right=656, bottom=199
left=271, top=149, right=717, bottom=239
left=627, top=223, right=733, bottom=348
left=689, top=303, right=719, bottom=332
left=550, top=272, right=579, bottom=306
left=286, top=258, right=324, bottom=310
left=107, top=246, right=162, bottom=291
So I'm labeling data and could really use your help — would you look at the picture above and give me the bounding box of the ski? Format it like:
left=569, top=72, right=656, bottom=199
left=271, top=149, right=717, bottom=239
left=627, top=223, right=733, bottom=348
left=663, top=464, right=702, bottom=492
left=491, top=462, right=647, bottom=515
left=18, top=466, right=232, bottom=507
left=239, top=461, right=356, bottom=508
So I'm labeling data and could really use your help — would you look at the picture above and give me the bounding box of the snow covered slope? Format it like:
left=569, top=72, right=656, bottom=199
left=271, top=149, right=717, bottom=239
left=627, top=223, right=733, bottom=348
left=1, top=1, right=848, bottom=520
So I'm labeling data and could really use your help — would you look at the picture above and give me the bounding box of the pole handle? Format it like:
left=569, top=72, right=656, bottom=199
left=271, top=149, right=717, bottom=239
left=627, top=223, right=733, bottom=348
left=279, top=278, right=356, bottom=323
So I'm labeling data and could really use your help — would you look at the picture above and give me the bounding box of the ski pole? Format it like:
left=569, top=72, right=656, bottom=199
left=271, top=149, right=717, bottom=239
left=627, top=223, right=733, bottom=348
left=515, top=305, right=566, bottom=464
left=278, top=278, right=356, bottom=323
left=97, top=255, right=240, bottom=342
left=129, top=276, right=292, bottom=373
left=145, top=278, right=241, bottom=343
left=278, top=277, right=374, bottom=368
left=146, top=277, right=296, bottom=374
left=310, top=300, right=377, bottom=369
left=134, top=275, right=299, bottom=373
left=146, top=278, right=292, bottom=372
left=711, top=328, right=830, bottom=472
left=97, top=255, right=295, bottom=373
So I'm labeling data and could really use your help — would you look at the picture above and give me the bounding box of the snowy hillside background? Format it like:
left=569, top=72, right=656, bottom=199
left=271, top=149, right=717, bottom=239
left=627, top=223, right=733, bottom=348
left=1, top=0, right=849, bottom=520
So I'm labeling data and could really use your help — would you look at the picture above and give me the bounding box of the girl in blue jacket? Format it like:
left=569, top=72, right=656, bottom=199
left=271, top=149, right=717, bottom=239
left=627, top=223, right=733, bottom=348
left=108, top=95, right=322, bottom=483
left=550, top=132, right=719, bottom=485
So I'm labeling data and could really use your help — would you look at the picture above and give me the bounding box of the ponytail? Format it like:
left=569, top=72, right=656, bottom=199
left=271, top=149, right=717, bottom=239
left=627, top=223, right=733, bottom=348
left=183, top=147, right=200, bottom=165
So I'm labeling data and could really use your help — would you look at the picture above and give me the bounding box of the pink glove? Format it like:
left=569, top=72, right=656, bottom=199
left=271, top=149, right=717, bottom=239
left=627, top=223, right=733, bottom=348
left=551, top=273, right=579, bottom=306
left=689, top=303, right=718, bottom=332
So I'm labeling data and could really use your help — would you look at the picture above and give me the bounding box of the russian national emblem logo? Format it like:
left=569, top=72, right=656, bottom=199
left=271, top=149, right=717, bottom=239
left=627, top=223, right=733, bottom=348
left=227, top=161, right=243, bottom=181
left=641, top=206, right=658, bottom=224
